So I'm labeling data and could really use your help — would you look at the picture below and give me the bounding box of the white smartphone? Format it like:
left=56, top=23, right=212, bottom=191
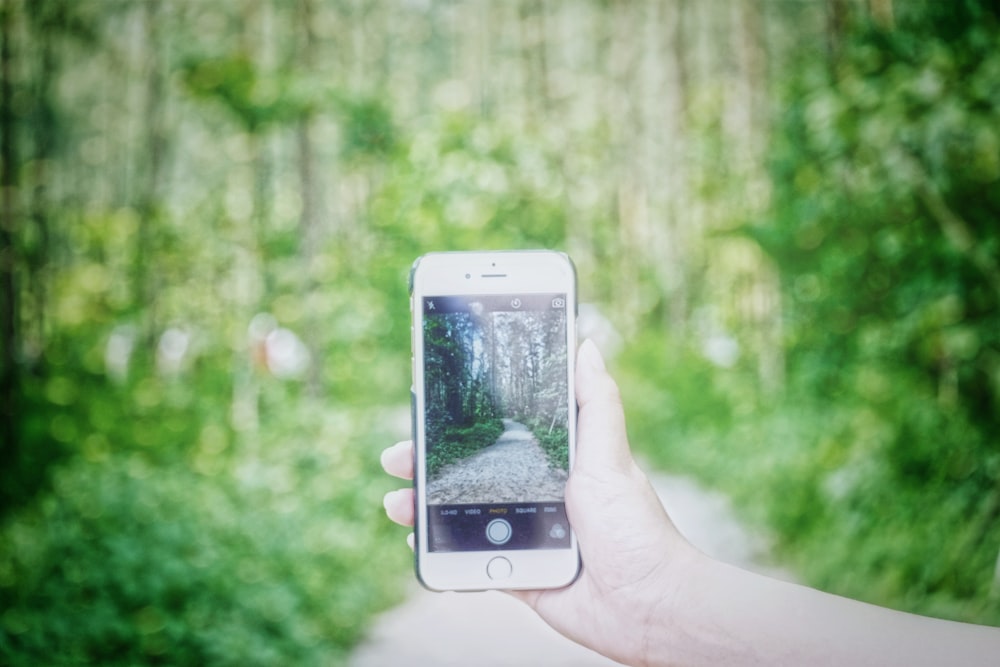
left=409, top=250, right=580, bottom=591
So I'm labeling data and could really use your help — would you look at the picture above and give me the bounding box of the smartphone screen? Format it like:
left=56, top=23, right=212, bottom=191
left=420, top=293, right=571, bottom=552
left=410, top=251, right=579, bottom=591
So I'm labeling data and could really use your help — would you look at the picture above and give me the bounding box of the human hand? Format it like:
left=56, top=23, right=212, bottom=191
left=384, top=341, right=1000, bottom=666
left=381, top=339, right=702, bottom=666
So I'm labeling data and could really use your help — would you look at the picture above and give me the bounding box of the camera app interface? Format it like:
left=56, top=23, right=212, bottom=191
left=422, top=293, right=570, bottom=552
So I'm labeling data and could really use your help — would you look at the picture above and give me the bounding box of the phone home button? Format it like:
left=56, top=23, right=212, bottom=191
left=486, top=557, right=512, bottom=580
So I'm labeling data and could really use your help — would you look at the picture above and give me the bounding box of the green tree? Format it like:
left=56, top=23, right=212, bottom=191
left=750, top=0, right=1000, bottom=620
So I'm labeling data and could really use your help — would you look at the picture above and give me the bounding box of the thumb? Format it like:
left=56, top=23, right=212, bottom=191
left=574, top=339, right=633, bottom=475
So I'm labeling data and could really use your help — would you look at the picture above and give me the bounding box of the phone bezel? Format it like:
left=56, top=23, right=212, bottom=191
left=409, top=250, right=580, bottom=591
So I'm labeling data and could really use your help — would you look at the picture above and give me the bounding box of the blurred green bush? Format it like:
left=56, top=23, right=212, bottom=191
left=1, top=375, right=410, bottom=665
left=621, top=332, right=1000, bottom=625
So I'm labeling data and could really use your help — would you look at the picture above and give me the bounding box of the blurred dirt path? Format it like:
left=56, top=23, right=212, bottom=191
left=348, top=463, right=794, bottom=667
left=427, top=419, right=567, bottom=504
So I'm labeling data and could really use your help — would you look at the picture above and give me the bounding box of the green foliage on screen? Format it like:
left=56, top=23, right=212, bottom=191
left=532, top=426, right=570, bottom=472
left=426, top=421, right=505, bottom=478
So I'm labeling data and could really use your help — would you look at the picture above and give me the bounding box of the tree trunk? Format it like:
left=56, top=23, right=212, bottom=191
left=296, top=0, right=322, bottom=395
left=732, top=0, right=784, bottom=395
left=518, top=0, right=549, bottom=123
left=26, top=14, right=55, bottom=371
left=135, top=0, right=166, bottom=349
left=661, top=0, right=691, bottom=335
left=1, top=0, right=21, bottom=474
left=825, top=0, right=850, bottom=64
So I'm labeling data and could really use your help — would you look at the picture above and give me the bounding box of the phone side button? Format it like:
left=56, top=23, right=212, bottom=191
left=486, top=557, right=512, bottom=581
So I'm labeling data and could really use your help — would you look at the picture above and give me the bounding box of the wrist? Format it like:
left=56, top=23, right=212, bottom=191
left=633, top=549, right=728, bottom=667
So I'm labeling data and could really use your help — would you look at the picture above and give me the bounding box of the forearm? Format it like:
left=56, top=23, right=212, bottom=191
left=646, top=556, right=1000, bottom=667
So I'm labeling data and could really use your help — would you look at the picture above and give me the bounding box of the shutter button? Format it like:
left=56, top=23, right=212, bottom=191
left=485, top=518, right=512, bottom=545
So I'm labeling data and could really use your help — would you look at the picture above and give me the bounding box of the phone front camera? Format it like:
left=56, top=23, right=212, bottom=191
left=465, top=273, right=471, bottom=279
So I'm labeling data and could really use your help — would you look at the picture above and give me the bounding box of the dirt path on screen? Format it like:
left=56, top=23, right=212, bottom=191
left=426, top=418, right=567, bottom=505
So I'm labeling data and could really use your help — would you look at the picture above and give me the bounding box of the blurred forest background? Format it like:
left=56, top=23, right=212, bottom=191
left=2, top=0, right=999, bottom=663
